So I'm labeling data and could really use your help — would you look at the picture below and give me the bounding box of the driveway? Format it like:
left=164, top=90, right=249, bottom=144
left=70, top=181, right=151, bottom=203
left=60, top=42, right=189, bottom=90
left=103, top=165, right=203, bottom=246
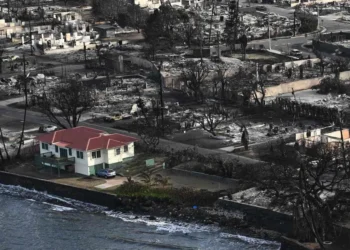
left=94, top=176, right=127, bottom=189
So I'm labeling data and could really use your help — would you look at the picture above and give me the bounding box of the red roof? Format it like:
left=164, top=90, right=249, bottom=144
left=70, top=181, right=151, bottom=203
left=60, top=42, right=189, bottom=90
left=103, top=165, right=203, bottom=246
left=36, top=126, right=138, bottom=151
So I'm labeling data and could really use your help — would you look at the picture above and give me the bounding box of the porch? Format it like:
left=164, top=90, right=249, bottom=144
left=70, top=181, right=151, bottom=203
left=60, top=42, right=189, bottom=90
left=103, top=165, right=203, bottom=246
left=35, top=152, right=75, bottom=176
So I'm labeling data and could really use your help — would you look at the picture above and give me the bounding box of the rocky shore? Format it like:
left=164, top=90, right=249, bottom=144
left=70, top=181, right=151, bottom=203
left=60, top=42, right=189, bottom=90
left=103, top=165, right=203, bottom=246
left=113, top=195, right=282, bottom=242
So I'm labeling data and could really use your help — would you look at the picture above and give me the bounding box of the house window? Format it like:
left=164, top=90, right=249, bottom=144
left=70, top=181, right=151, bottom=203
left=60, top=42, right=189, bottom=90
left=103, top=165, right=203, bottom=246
left=77, top=151, right=83, bottom=159
left=55, top=145, right=58, bottom=153
left=92, top=150, right=101, bottom=159
left=116, top=148, right=120, bottom=155
left=124, top=145, right=128, bottom=153
left=68, top=148, right=72, bottom=156
left=41, top=143, right=48, bottom=150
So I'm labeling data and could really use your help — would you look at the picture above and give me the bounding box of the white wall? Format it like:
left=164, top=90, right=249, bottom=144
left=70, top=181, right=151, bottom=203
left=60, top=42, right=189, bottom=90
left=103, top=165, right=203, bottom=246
left=295, top=129, right=321, bottom=141
left=122, top=142, right=135, bottom=159
left=72, top=148, right=89, bottom=176
left=39, top=142, right=89, bottom=175
left=134, top=0, right=161, bottom=8
left=39, top=142, right=135, bottom=175
left=87, top=149, right=105, bottom=167
left=106, top=147, right=123, bottom=165
left=106, top=142, right=135, bottom=164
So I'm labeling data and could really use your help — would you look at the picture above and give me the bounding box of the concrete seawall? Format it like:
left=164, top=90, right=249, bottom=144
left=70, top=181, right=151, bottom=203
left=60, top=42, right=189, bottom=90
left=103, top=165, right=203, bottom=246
left=217, top=198, right=293, bottom=234
left=0, top=171, right=118, bottom=208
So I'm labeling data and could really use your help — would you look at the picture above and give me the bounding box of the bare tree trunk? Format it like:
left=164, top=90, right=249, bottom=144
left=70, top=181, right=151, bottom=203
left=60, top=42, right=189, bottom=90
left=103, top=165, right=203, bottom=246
left=17, top=54, right=28, bottom=158
left=0, top=127, right=10, bottom=160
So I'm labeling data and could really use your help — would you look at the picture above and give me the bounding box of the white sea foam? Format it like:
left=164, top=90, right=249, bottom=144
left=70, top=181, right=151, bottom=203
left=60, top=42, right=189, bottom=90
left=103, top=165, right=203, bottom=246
left=42, top=202, right=76, bottom=211
left=0, top=183, right=106, bottom=212
left=220, top=232, right=280, bottom=246
left=105, top=211, right=217, bottom=234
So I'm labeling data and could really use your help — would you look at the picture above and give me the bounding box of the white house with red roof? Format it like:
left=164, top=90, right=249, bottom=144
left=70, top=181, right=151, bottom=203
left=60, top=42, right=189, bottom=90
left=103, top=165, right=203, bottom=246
left=36, top=126, right=138, bottom=176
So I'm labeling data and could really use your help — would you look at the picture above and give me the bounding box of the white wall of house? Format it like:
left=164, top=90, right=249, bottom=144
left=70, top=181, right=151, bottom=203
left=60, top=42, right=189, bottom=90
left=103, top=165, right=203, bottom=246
left=39, top=141, right=135, bottom=176
left=122, top=142, right=135, bottom=159
left=106, top=142, right=135, bottom=165
left=106, top=147, right=123, bottom=165
left=73, top=149, right=89, bottom=176
left=39, top=142, right=90, bottom=175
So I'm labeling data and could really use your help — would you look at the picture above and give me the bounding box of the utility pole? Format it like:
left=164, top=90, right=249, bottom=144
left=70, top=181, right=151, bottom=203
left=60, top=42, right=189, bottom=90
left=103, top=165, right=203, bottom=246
left=233, top=0, right=239, bottom=52
left=17, top=54, right=28, bottom=158
left=208, top=0, right=217, bottom=45
left=200, top=27, right=203, bottom=63
left=83, top=42, right=87, bottom=68
left=268, top=15, right=271, bottom=50
left=158, top=62, right=164, bottom=135
left=317, top=6, right=320, bottom=31
left=29, top=12, right=33, bottom=56
left=293, top=11, right=296, bottom=37
left=217, top=31, right=220, bottom=58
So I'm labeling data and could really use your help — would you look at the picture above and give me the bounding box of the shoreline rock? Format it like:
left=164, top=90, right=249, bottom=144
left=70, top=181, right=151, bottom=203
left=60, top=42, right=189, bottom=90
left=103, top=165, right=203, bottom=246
left=113, top=195, right=282, bottom=242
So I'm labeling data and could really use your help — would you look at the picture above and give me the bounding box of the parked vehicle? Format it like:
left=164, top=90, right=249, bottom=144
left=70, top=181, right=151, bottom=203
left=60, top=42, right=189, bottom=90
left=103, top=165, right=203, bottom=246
left=110, top=113, right=122, bottom=121
left=103, top=116, right=114, bottom=123
left=96, top=169, right=116, bottom=178
left=290, top=49, right=303, bottom=58
left=121, top=114, right=132, bottom=120
left=39, top=125, right=58, bottom=133
left=256, top=6, right=267, bottom=11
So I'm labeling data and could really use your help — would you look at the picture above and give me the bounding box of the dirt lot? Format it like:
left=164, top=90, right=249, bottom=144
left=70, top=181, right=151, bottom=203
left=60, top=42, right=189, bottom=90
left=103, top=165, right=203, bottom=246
left=225, top=50, right=288, bottom=64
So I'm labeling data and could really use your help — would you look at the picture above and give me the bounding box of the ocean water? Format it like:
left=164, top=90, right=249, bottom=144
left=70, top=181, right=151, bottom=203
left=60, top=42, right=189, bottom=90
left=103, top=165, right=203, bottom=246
left=0, top=184, right=280, bottom=250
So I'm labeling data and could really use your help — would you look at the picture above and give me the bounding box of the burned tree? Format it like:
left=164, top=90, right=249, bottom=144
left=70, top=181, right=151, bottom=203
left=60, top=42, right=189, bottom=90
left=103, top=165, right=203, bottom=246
left=242, top=144, right=350, bottom=248
left=248, top=74, right=267, bottom=107
left=213, top=65, right=231, bottom=103
left=181, top=61, right=210, bottom=103
left=37, top=80, right=97, bottom=128
left=133, top=98, right=163, bottom=152
left=193, top=101, right=228, bottom=136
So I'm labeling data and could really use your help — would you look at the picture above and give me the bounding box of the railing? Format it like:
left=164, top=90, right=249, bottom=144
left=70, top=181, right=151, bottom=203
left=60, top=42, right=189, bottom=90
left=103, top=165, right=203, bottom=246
left=38, top=152, right=75, bottom=167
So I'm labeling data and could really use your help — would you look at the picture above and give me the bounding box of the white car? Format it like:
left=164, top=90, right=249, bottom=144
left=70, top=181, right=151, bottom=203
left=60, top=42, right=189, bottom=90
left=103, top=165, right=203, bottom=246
left=290, top=49, right=303, bottom=59
left=39, top=125, right=58, bottom=133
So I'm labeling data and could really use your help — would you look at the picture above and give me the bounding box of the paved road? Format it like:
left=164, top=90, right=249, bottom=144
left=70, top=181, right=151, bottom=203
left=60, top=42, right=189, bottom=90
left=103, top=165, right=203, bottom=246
left=0, top=102, right=262, bottom=165
left=245, top=3, right=350, bottom=56
left=245, top=3, right=350, bottom=32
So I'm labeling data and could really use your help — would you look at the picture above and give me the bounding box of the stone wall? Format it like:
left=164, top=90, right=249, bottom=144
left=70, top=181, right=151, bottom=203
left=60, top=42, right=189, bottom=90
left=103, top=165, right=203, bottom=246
left=264, top=77, right=323, bottom=97
left=217, top=198, right=293, bottom=234
left=256, top=70, right=350, bottom=98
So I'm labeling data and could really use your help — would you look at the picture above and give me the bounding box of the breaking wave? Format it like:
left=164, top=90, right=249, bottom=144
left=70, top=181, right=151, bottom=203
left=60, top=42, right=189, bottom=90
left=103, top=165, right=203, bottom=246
left=105, top=210, right=217, bottom=234
left=0, top=183, right=280, bottom=249
left=220, top=233, right=280, bottom=247
left=42, top=202, right=76, bottom=212
left=0, top=183, right=105, bottom=212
